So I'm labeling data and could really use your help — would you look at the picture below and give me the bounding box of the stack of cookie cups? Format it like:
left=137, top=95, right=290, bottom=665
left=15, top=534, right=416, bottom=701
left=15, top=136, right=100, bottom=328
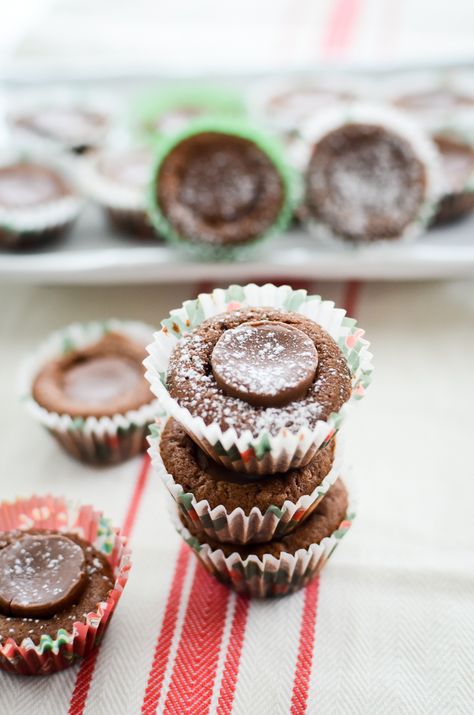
left=145, top=284, right=373, bottom=598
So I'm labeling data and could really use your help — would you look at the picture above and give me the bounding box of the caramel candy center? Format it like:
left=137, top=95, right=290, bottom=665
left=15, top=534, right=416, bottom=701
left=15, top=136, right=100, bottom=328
left=0, top=534, right=88, bottom=618
left=62, top=355, right=141, bottom=406
left=211, top=321, right=318, bottom=408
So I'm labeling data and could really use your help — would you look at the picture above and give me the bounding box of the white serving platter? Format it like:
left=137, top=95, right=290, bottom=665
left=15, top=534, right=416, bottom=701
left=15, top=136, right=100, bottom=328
left=1, top=64, right=474, bottom=284
left=1, top=203, right=474, bottom=284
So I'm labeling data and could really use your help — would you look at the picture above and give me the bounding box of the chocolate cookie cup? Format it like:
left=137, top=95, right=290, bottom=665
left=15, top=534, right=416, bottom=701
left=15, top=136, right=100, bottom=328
left=21, top=320, right=159, bottom=466
left=175, top=478, right=353, bottom=598
left=391, top=82, right=474, bottom=137
left=9, top=102, right=110, bottom=155
left=144, top=284, right=373, bottom=475
left=147, top=120, right=297, bottom=258
left=302, top=104, right=440, bottom=245
left=0, top=156, right=81, bottom=249
left=0, top=495, right=130, bottom=675
left=131, top=85, right=246, bottom=141
left=249, top=77, right=357, bottom=136
left=80, top=145, right=156, bottom=238
left=431, top=134, right=474, bottom=225
left=149, top=416, right=340, bottom=544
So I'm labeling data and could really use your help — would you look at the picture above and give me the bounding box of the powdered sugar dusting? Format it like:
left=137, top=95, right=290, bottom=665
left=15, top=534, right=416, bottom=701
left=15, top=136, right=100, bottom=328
left=158, top=133, right=284, bottom=246
left=307, top=123, right=426, bottom=240
left=0, top=534, right=85, bottom=612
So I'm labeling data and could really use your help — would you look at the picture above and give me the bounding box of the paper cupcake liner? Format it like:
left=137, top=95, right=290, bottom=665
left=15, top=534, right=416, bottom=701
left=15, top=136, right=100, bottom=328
left=20, top=319, right=160, bottom=466
left=144, top=283, right=373, bottom=475
left=130, top=85, right=247, bottom=142
left=430, top=131, right=474, bottom=225
left=0, top=149, right=82, bottom=249
left=173, top=477, right=355, bottom=598
left=78, top=148, right=156, bottom=238
left=149, top=416, right=342, bottom=544
left=146, top=118, right=300, bottom=260
left=78, top=147, right=149, bottom=213
left=301, top=102, right=442, bottom=246
left=0, top=494, right=130, bottom=675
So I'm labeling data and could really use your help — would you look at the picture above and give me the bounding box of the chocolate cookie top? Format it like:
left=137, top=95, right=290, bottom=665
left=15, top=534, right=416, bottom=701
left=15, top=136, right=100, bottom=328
left=160, top=417, right=336, bottom=513
left=156, top=132, right=284, bottom=246
left=14, top=107, right=107, bottom=152
left=32, top=331, right=154, bottom=418
left=305, top=122, right=427, bottom=242
left=0, top=162, right=71, bottom=209
left=99, top=148, right=153, bottom=191
left=266, top=86, right=353, bottom=125
left=166, top=307, right=351, bottom=435
left=395, top=88, right=474, bottom=112
left=182, top=478, right=348, bottom=558
left=0, top=529, right=114, bottom=645
left=152, top=106, right=204, bottom=135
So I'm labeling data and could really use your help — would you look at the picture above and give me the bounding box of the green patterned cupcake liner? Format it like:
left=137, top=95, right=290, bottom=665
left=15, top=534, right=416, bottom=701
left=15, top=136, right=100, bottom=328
left=173, top=477, right=355, bottom=599
left=144, top=283, right=373, bottom=475
left=20, top=319, right=160, bottom=467
left=146, top=118, right=300, bottom=259
left=0, top=494, right=130, bottom=675
left=148, top=416, right=342, bottom=544
left=301, top=102, right=443, bottom=246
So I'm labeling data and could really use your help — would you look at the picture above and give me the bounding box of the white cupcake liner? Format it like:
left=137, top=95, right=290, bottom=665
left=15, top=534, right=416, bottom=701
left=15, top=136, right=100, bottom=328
left=0, top=148, right=82, bottom=247
left=301, top=102, right=443, bottom=246
left=20, top=319, right=160, bottom=466
left=144, top=283, right=373, bottom=475
left=174, top=476, right=355, bottom=598
left=0, top=494, right=130, bottom=675
left=77, top=145, right=156, bottom=238
left=148, top=415, right=342, bottom=544
left=78, top=146, right=151, bottom=213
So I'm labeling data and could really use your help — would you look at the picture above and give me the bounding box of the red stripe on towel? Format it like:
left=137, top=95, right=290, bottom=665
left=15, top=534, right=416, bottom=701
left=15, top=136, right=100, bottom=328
left=68, top=454, right=151, bottom=715
left=162, top=566, right=231, bottom=715
left=216, top=597, right=250, bottom=715
left=290, top=578, right=320, bottom=715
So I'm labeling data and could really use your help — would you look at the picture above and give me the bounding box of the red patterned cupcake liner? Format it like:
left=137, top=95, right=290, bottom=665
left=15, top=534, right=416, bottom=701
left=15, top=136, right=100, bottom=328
left=0, top=495, right=131, bottom=676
